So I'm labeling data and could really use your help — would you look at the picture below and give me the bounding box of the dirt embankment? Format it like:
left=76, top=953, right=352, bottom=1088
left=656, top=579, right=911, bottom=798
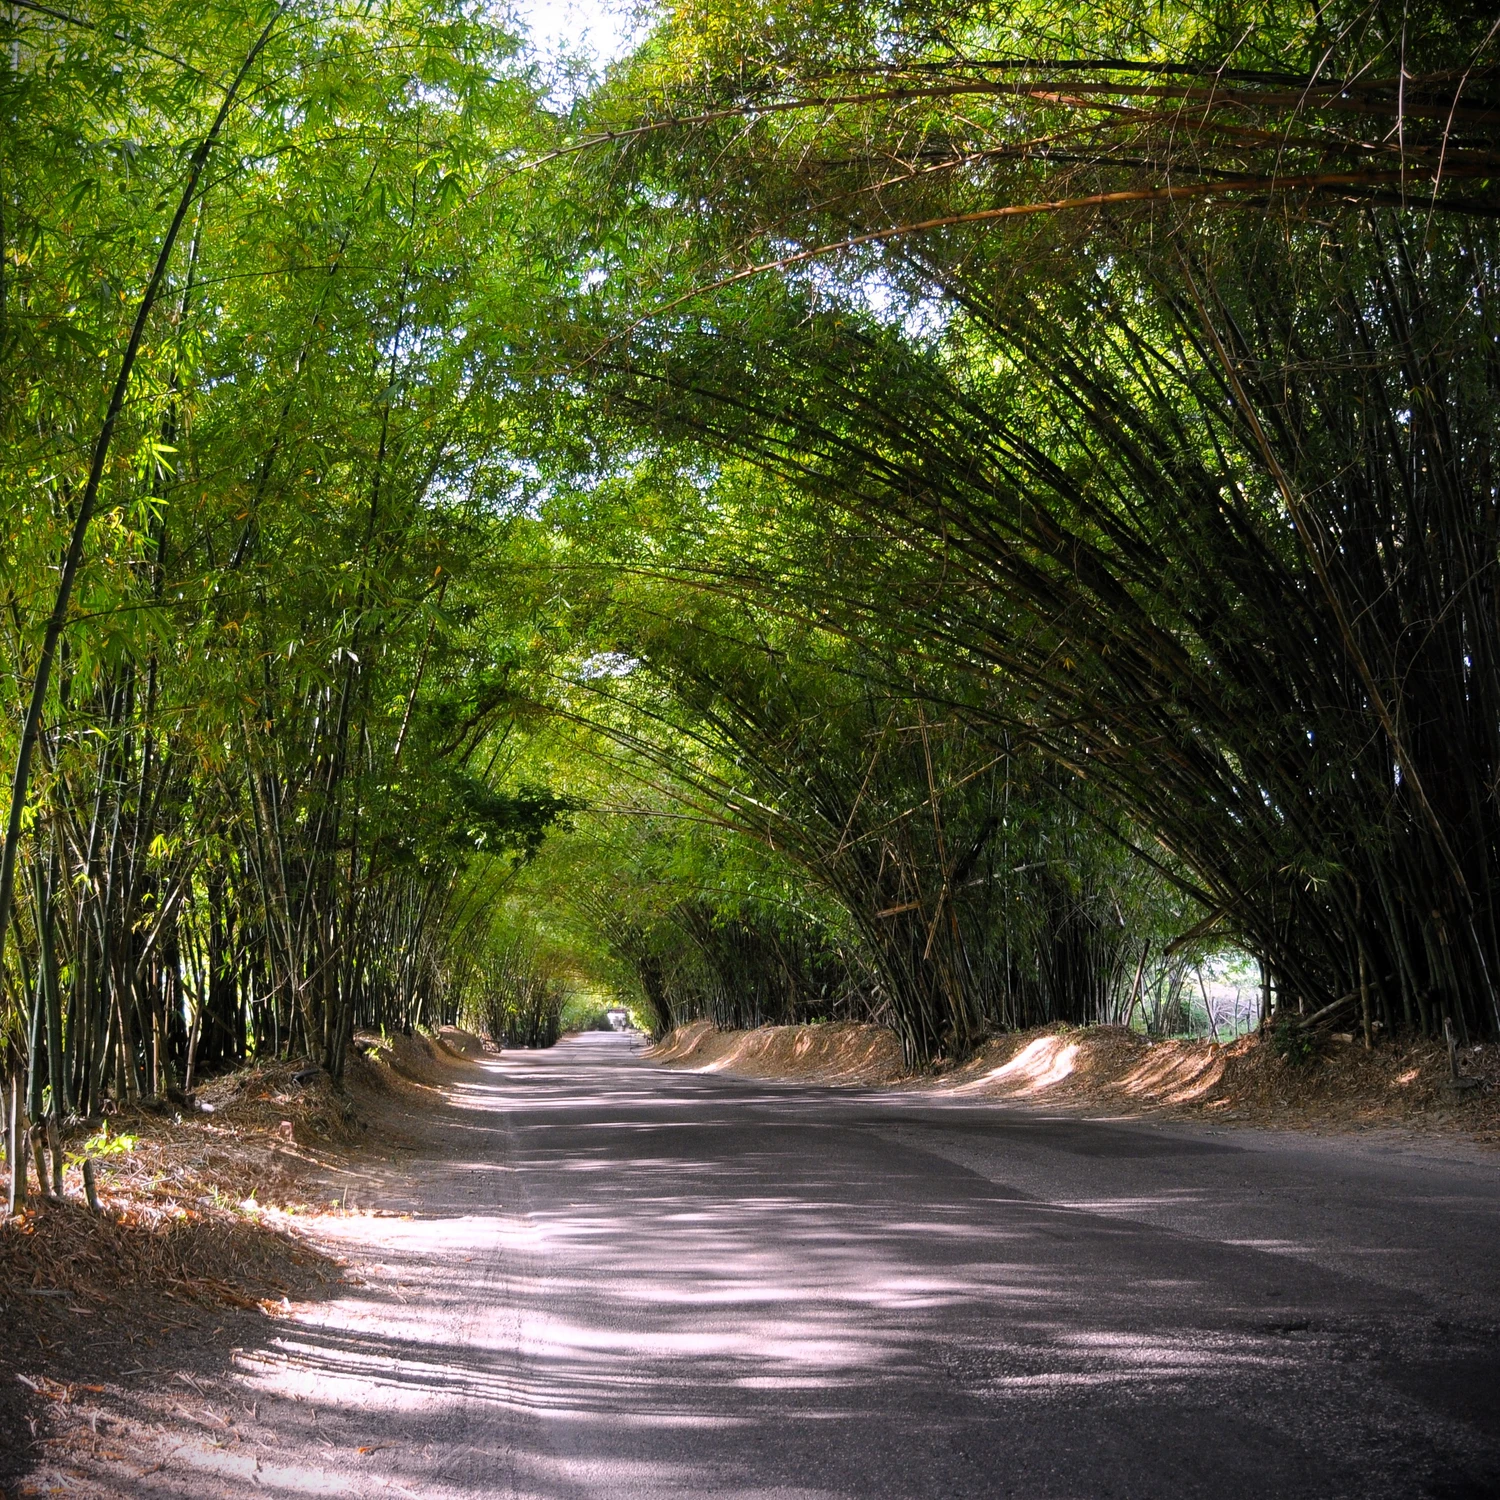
left=649, top=1019, right=905, bottom=1084
left=648, top=1019, right=1500, bottom=1144
left=0, top=1027, right=490, bottom=1489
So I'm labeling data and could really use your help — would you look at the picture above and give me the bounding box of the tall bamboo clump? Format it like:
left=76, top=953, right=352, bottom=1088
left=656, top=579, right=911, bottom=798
left=557, top=592, right=1177, bottom=1064
left=566, top=0, right=1500, bottom=1040
left=0, top=0, right=571, bottom=1201
left=466, top=938, right=569, bottom=1049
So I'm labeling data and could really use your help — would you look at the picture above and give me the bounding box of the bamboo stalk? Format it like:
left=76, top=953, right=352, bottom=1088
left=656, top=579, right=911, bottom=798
left=5, top=1072, right=25, bottom=1215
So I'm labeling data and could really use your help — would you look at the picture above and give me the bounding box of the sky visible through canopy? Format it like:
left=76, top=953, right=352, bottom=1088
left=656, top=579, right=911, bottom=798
left=510, top=0, right=641, bottom=68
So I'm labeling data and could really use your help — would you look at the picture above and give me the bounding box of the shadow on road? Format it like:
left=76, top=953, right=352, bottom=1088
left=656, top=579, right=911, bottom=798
left=31, top=1032, right=1500, bottom=1500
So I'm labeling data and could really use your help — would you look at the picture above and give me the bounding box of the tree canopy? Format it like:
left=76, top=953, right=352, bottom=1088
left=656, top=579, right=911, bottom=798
left=2, top=0, right=1496, bottom=1133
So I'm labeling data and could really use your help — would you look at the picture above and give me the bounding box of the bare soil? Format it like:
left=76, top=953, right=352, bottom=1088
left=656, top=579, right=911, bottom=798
left=648, top=1018, right=906, bottom=1084
left=648, top=1019, right=1500, bottom=1146
left=0, top=1027, right=491, bottom=1495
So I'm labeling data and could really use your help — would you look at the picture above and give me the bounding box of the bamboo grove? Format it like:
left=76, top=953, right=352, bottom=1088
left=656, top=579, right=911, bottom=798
left=529, top=0, right=1500, bottom=1055
left=5, top=0, right=1500, bottom=1157
left=0, top=0, right=575, bottom=1145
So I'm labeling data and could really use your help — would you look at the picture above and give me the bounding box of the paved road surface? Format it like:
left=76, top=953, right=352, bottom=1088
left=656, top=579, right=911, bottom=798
left=151, top=1032, right=1500, bottom=1498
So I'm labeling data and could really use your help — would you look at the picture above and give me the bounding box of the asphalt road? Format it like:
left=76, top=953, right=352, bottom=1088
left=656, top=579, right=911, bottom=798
left=188, top=1031, right=1500, bottom=1500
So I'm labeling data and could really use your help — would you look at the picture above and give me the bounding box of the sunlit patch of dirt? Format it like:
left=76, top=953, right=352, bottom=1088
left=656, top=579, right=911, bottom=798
left=648, top=1019, right=907, bottom=1085
left=954, top=1035, right=1080, bottom=1095
left=939, top=1025, right=1500, bottom=1143
left=1116, top=1039, right=1228, bottom=1103
left=435, top=1024, right=491, bottom=1060
left=348, top=1026, right=487, bottom=1096
left=648, top=1020, right=1500, bottom=1146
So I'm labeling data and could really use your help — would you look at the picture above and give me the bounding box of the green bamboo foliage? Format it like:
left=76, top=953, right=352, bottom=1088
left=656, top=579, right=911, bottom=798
left=535, top=585, right=1183, bottom=1064
left=0, top=0, right=574, bottom=1149
left=542, top=0, right=1500, bottom=1042
left=8, top=0, right=1497, bottom=1179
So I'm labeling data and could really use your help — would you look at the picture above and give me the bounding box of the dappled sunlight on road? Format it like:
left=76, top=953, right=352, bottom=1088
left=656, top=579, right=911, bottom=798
left=92, top=1031, right=1500, bottom=1500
